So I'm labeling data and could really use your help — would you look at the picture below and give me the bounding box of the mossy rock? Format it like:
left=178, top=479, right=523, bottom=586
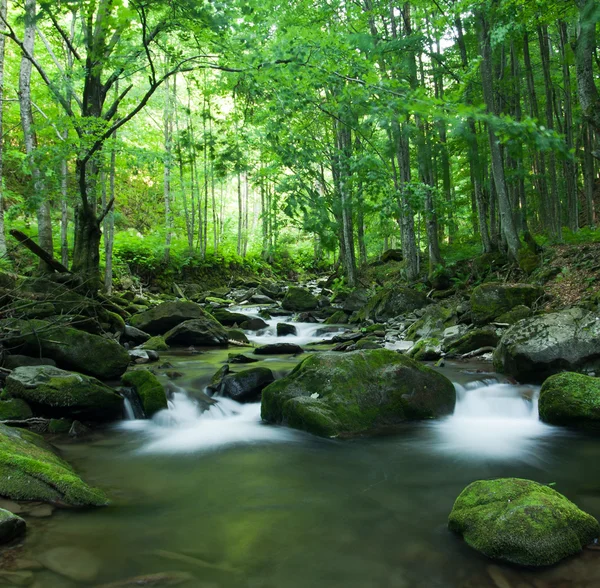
left=2, top=355, right=56, bottom=370
left=281, top=287, right=318, bottom=311
left=408, top=338, right=442, bottom=361
left=261, top=349, right=455, bottom=438
left=0, top=508, right=26, bottom=544
left=121, top=370, right=167, bottom=417
left=140, top=336, right=169, bottom=351
left=517, top=249, right=541, bottom=275
left=0, top=399, right=32, bottom=421
left=48, top=419, right=73, bottom=434
left=227, top=329, right=250, bottom=344
left=0, top=423, right=108, bottom=506
left=539, top=372, right=600, bottom=430
left=129, top=301, right=208, bottom=335
left=5, top=366, right=124, bottom=422
left=219, top=368, right=275, bottom=403
left=405, top=305, right=455, bottom=342
left=0, top=319, right=130, bottom=380
left=164, top=318, right=228, bottom=347
left=496, top=305, right=532, bottom=325
left=354, top=287, right=430, bottom=323
left=448, top=478, right=599, bottom=566
left=211, top=308, right=251, bottom=327
left=446, top=327, right=500, bottom=356
left=471, top=283, right=544, bottom=325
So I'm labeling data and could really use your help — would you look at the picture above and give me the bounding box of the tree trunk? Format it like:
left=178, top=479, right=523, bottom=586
left=0, top=0, right=7, bottom=256
left=582, top=122, right=597, bottom=226
left=479, top=9, right=520, bottom=259
left=19, top=0, right=53, bottom=270
left=103, top=132, right=116, bottom=294
left=163, top=76, right=173, bottom=263
left=237, top=171, right=242, bottom=257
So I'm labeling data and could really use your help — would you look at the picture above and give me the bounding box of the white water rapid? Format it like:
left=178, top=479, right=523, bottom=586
left=428, top=379, right=556, bottom=463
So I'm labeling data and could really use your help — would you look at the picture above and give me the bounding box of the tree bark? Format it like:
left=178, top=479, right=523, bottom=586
left=163, top=76, right=173, bottom=263
left=0, top=0, right=7, bottom=256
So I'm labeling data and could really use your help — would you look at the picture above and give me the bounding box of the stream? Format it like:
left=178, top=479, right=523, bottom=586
left=7, top=313, right=600, bottom=588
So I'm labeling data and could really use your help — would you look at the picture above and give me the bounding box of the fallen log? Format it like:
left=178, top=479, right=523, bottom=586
left=9, top=229, right=70, bottom=273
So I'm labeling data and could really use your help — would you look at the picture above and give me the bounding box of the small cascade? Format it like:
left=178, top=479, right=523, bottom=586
left=120, top=387, right=146, bottom=420
left=428, top=379, right=555, bottom=462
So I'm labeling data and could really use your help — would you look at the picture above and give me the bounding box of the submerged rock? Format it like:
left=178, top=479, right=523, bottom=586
left=121, top=370, right=168, bottom=417
left=0, top=508, right=26, bottom=544
left=261, top=349, right=455, bottom=437
left=163, top=318, right=228, bottom=347
left=470, top=283, right=543, bottom=325
left=0, top=423, right=108, bottom=506
left=38, top=546, right=101, bottom=582
left=493, top=308, right=600, bottom=382
left=0, top=319, right=130, bottom=380
left=255, top=343, right=304, bottom=355
left=282, top=286, right=318, bottom=311
left=5, top=366, right=124, bottom=421
left=240, top=317, right=269, bottom=331
left=448, top=478, right=599, bottom=566
left=219, top=368, right=276, bottom=403
left=539, top=372, right=600, bottom=430
left=129, top=301, right=208, bottom=335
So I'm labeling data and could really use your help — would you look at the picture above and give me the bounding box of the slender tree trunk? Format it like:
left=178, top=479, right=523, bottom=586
left=0, top=0, right=7, bottom=256
left=60, top=159, right=69, bottom=267
left=163, top=76, right=173, bottom=262
left=583, top=122, right=597, bottom=226
left=237, top=171, right=242, bottom=256
left=20, top=0, right=53, bottom=269
left=103, top=130, right=116, bottom=294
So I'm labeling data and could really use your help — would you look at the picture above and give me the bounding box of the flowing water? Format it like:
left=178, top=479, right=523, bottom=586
left=5, top=320, right=600, bottom=588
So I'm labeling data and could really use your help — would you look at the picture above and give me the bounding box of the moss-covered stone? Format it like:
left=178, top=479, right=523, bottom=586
left=353, top=287, right=430, bottom=323
left=0, top=319, right=130, bottom=380
left=211, top=308, right=251, bottom=326
left=5, top=366, right=124, bottom=421
left=517, top=249, right=541, bottom=275
left=445, top=327, right=500, bottom=356
left=129, top=301, right=208, bottom=335
left=0, top=508, right=26, bottom=544
left=227, top=329, right=250, bottom=344
left=496, top=305, right=532, bottom=325
left=261, top=349, right=455, bottom=438
left=448, top=478, right=599, bottom=566
left=281, top=287, right=319, bottom=311
left=539, top=372, right=600, bottom=429
left=121, top=370, right=167, bottom=417
left=219, top=368, right=275, bottom=403
left=471, top=283, right=544, bottom=325
left=408, top=338, right=442, bottom=361
left=0, top=423, right=108, bottom=506
left=405, top=305, right=455, bottom=341
left=164, top=317, right=228, bottom=347
left=48, top=419, right=73, bottom=434
left=0, top=398, right=32, bottom=420
left=140, top=336, right=169, bottom=351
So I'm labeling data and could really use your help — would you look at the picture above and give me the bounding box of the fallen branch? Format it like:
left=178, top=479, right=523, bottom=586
left=461, top=346, right=496, bottom=359
left=9, top=230, right=70, bottom=273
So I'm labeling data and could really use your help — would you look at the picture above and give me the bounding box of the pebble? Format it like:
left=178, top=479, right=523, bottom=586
left=38, top=546, right=101, bottom=582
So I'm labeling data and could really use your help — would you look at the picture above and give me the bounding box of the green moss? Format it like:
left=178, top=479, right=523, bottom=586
left=0, top=424, right=108, bottom=506
left=0, top=508, right=26, bottom=543
left=121, top=370, right=167, bottom=417
left=141, top=336, right=169, bottom=351
left=408, top=338, right=441, bottom=361
left=446, top=328, right=500, bottom=355
left=324, top=310, right=349, bottom=325
left=539, top=372, right=600, bottom=429
left=353, top=287, right=430, bottom=323
left=496, top=305, right=532, bottom=325
left=449, top=478, right=599, bottom=566
left=0, top=398, right=32, bottom=420
left=517, top=249, right=541, bottom=274
left=281, top=287, right=318, bottom=311
left=471, top=284, right=544, bottom=325
left=261, top=349, right=455, bottom=438
left=405, top=305, right=455, bottom=341
left=48, top=419, right=73, bottom=434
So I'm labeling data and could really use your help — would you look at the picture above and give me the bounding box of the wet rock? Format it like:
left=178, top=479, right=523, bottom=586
left=495, top=305, right=532, bottom=325
left=262, top=349, right=455, bottom=437
left=250, top=294, right=275, bottom=305
left=0, top=398, right=33, bottom=421
left=254, top=343, right=304, bottom=355
left=493, top=308, right=600, bottom=382
left=449, top=478, right=599, bottom=566
left=0, top=319, right=130, bottom=380
left=282, top=286, right=319, bottom=311
left=69, top=420, right=92, bottom=438
left=354, top=287, right=430, bottom=322
left=240, top=318, right=269, bottom=331
left=324, top=310, right=349, bottom=325
left=440, top=325, right=470, bottom=350
left=219, top=368, right=276, bottom=403
left=446, top=327, right=500, bottom=356
left=0, top=570, right=34, bottom=586
left=295, top=312, right=318, bottom=323
left=164, top=318, right=228, bottom=347
left=405, top=305, right=456, bottom=341
left=0, top=423, right=108, bottom=506
left=342, top=289, right=369, bottom=312
left=206, top=365, right=230, bottom=395
left=39, top=546, right=101, bottom=582
left=122, top=325, right=151, bottom=346
left=408, top=338, right=442, bottom=361
left=5, top=366, right=124, bottom=421
left=226, top=329, right=250, bottom=344
left=139, top=336, right=169, bottom=351
left=128, top=349, right=157, bottom=364
left=48, top=418, right=72, bottom=434
left=129, top=301, right=208, bottom=335
left=121, top=370, right=168, bottom=417
left=28, top=503, right=54, bottom=518
left=276, top=323, right=297, bottom=337
left=0, top=508, right=26, bottom=544
left=210, top=308, right=250, bottom=327
left=539, top=372, right=600, bottom=430
left=2, top=355, right=56, bottom=370
left=471, top=283, right=544, bottom=325
left=227, top=353, right=259, bottom=364
left=331, top=332, right=364, bottom=343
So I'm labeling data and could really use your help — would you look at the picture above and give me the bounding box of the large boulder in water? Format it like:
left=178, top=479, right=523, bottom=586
left=219, top=368, right=276, bottom=403
left=493, top=308, right=600, bottom=382
left=5, top=366, right=124, bottom=421
left=0, top=319, right=130, bottom=380
left=211, top=308, right=252, bottom=327
left=470, top=283, right=543, bottom=325
left=282, top=287, right=318, bottom=311
left=121, top=370, right=168, bottom=417
left=354, top=287, right=430, bottom=322
left=129, top=301, right=209, bottom=335
left=164, top=318, right=228, bottom=347
left=0, top=423, right=108, bottom=506
left=261, top=349, right=455, bottom=438
left=539, top=372, right=600, bottom=430
left=448, top=478, right=599, bottom=566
